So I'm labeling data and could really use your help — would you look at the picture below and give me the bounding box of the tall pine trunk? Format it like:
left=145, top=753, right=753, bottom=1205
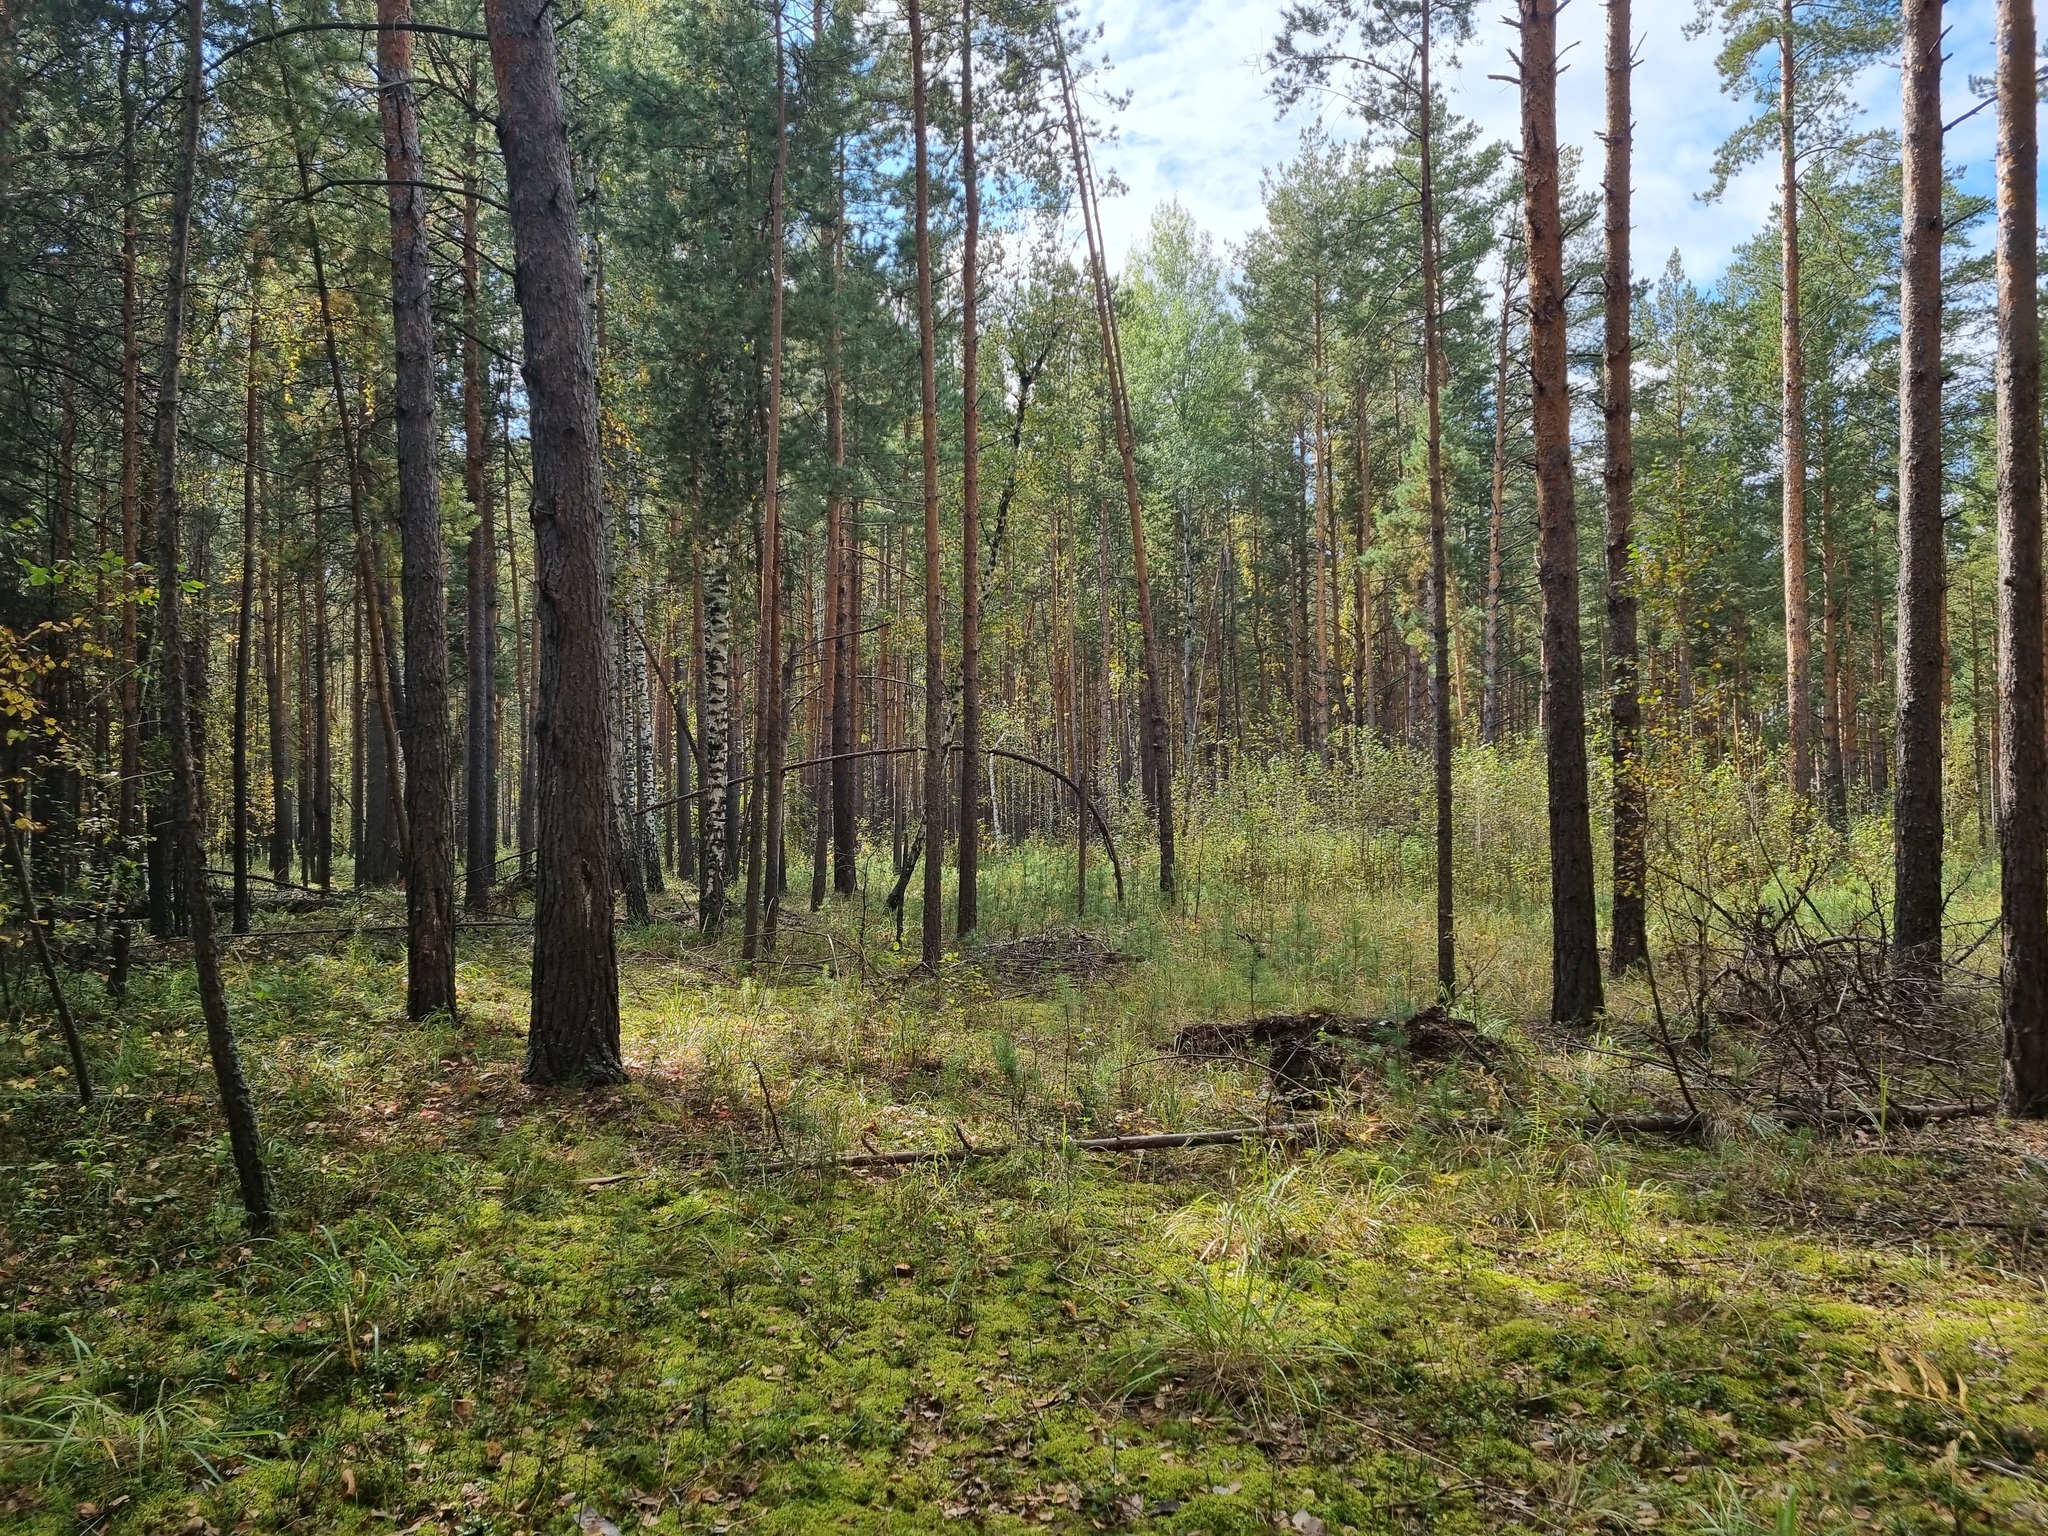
left=154, top=0, right=271, bottom=1230
left=1055, top=26, right=1175, bottom=896
left=1777, top=0, right=1816, bottom=797
left=1419, top=6, right=1454, bottom=997
left=957, top=0, right=984, bottom=938
left=1483, top=269, right=1511, bottom=748
left=743, top=9, right=791, bottom=961
left=909, top=0, right=946, bottom=968
left=1893, top=0, right=1946, bottom=978
left=1522, top=0, right=1605, bottom=1027
left=1995, top=0, right=2047, bottom=1113
left=486, top=0, right=625, bottom=1084
left=699, top=532, right=732, bottom=932
left=232, top=274, right=259, bottom=935
left=379, top=0, right=457, bottom=1018
left=109, top=14, right=142, bottom=998
left=263, top=487, right=293, bottom=885
left=1604, top=0, right=1646, bottom=974
left=462, top=125, right=499, bottom=915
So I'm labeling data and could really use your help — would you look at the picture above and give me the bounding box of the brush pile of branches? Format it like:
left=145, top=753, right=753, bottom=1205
left=975, top=926, right=1133, bottom=989
left=1648, top=868, right=2000, bottom=1118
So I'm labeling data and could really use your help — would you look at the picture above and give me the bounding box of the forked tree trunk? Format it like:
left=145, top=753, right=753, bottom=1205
left=1995, top=0, right=2048, bottom=1114
left=154, top=0, right=272, bottom=1231
left=957, top=0, right=984, bottom=938
left=379, top=0, right=457, bottom=1018
left=1893, top=0, right=1946, bottom=979
left=1604, top=0, right=1646, bottom=974
left=486, top=0, right=625, bottom=1084
left=1521, top=0, right=1605, bottom=1027
left=1777, top=0, right=1816, bottom=797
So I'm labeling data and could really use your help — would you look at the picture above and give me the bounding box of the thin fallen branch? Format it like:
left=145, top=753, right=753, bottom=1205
left=1452, top=1100, right=1988, bottom=1139
left=759, top=1121, right=1326, bottom=1175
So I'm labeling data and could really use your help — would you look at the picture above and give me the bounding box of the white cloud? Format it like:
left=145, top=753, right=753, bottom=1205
left=1074, top=0, right=2005, bottom=282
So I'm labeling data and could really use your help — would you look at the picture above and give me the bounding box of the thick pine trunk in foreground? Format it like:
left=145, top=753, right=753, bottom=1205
left=379, top=0, right=457, bottom=1019
left=1995, top=0, right=2048, bottom=1114
left=1892, top=0, right=1946, bottom=979
left=486, top=0, right=624, bottom=1085
left=154, top=0, right=272, bottom=1230
left=1521, top=0, right=1605, bottom=1028
left=1604, top=0, right=1646, bottom=975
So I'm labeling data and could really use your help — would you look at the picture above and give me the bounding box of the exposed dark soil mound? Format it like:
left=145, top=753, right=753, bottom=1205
left=1174, top=1004, right=1501, bottom=1104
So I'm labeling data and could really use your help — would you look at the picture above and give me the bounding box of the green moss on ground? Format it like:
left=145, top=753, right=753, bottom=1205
left=3, top=856, right=2046, bottom=1535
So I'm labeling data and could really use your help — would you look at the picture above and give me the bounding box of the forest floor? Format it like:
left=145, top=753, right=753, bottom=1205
left=4, top=844, right=2048, bottom=1535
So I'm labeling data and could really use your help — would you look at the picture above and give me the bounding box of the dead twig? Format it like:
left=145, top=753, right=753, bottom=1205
left=756, top=1121, right=1327, bottom=1176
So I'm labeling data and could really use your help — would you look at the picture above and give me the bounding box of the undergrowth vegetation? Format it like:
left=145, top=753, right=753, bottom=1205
left=2, top=750, right=2044, bottom=1534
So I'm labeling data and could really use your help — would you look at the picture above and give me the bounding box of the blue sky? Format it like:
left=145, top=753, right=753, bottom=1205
left=1073, top=0, right=2004, bottom=280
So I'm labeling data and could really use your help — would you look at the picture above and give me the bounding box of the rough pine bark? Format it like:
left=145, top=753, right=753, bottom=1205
left=1353, top=382, right=1372, bottom=742
left=1892, top=0, right=1946, bottom=979
left=486, top=0, right=625, bottom=1084
left=1604, top=0, right=1646, bottom=975
left=379, top=0, right=457, bottom=1018
left=154, top=0, right=272, bottom=1230
left=1995, top=0, right=2048, bottom=1114
left=1521, top=0, right=1605, bottom=1027
left=698, top=534, right=733, bottom=932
